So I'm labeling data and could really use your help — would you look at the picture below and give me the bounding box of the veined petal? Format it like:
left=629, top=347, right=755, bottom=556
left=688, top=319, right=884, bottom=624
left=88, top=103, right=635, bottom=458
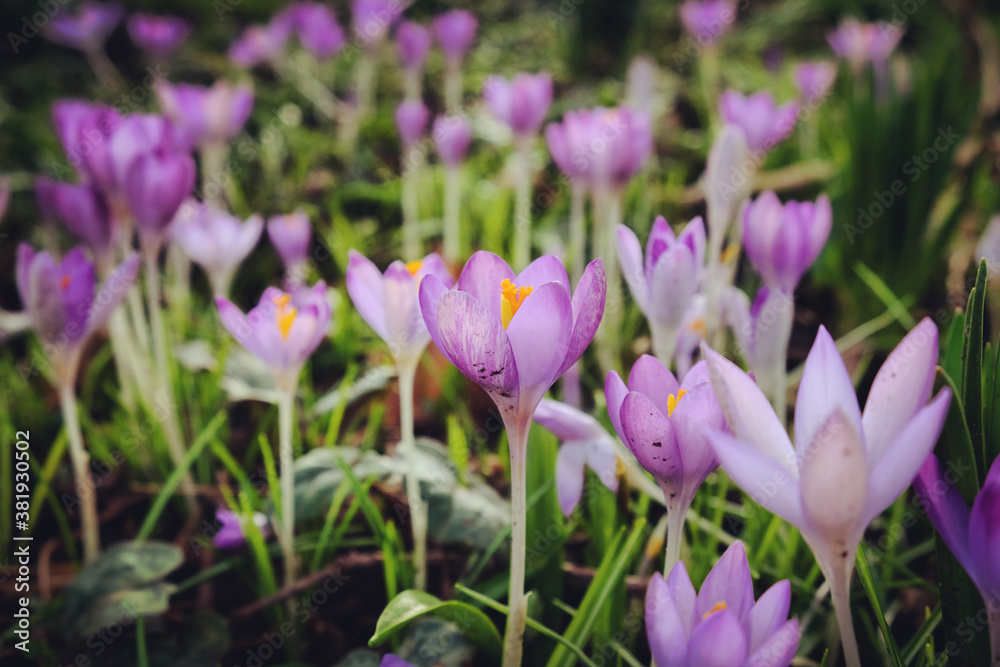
left=557, top=257, right=606, bottom=377
left=504, top=281, right=573, bottom=410
left=702, top=343, right=796, bottom=474
left=605, top=370, right=629, bottom=445
left=418, top=274, right=451, bottom=362
left=862, top=318, right=939, bottom=464
left=913, top=453, right=972, bottom=577
left=585, top=436, right=620, bottom=494
left=968, top=458, right=1000, bottom=593
left=620, top=392, right=683, bottom=496
left=697, top=541, right=754, bottom=623
left=748, top=580, right=792, bottom=654
left=555, top=442, right=587, bottom=516
left=346, top=250, right=389, bottom=341
left=455, top=250, right=515, bottom=322
left=687, top=610, right=748, bottom=667
left=646, top=572, right=690, bottom=666
left=617, top=224, right=647, bottom=312
left=746, top=618, right=800, bottom=667
left=794, top=325, right=862, bottom=469
left=864, top=389, right=951, bottom=525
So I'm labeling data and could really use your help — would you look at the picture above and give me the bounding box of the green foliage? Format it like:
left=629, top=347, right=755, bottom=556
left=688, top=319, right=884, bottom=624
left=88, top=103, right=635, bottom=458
left=369, top=590, right=503, bottom=658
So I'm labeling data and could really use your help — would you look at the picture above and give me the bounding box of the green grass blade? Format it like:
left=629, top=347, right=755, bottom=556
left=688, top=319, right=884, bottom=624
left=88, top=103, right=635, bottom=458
left=856, top=545, right=904, bottom=667
left=962, top=259, right=988, bottom=482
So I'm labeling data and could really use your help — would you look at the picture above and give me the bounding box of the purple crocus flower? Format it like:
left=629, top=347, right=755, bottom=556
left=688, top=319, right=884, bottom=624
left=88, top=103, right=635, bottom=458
left=618, top=216, right=705, bottom=362
left=352, top=0, right=400, bottom=47
left=432, top=9, right=477, bottom=64
left=605, top=358, right=724, bottom=566
left=282, top=2, right=346, bottom=60
left=216, top=281, right=330, bottom=390
left=433, top=115, right=472, bottom=167
left=545, top=107, right=653, bottom=191
left=267, top=211, right=312, bottom=277
left=703, top=319, right=951, bottom=666
left=157, top=81, right=254, bottom=149
left=50, top=182, right=114, bottom=263
left=171, top=201, right=263, bottom=296
left=395, top=100, right=430, bottom=152
left=483, top=73, right=553, bottom=140
left=419, top=251, right=606, bottom=435
left=742, top=191, right=831, bottom=292
left=107, top=113, right=185, bottom=194
left=534, top=399, right=619, bottom=516
left=915, top=454, right=1000, bottom=662
left=52, top=100, right=121, bottom=195
left=719, top=90, right=800, bottom=155
left=827, top=18, right=904, bottom=73
left=346, top=251, right=453, bottom=366
left=16, top=244, right=138, bottom=383
left=213, top=509, right=271, bottom=550
left=396, top=21, right=431, bottom=71
left=646, top=541, right=800, bottom=667
left=793, top=61, right=838, bottom=104
left=679, top=0, right=736, bottom=47
left=379, top=657, right=413, bottom=667
left=126, top=13, right=191, bottom=59
left=42, top=1, right=123, bottom=51
left=229, top=22, right=291, bottom=67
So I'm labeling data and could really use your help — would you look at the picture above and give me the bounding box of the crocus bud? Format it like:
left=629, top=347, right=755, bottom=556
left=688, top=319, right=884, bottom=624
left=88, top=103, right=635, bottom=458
left=283, top=2, right=346, bottom=60
left=396, top=21, right=431, bottom=71
left=52, top=100, right=121, bottom=194
left=42, top=2, right=123, bottom=51
left=794, top=61, right=837, bottom=104
left=432, top=115, right=472, bottom=167
left=483, top=73, right=552, bottom=140
left=742, top=191, right=831, bottom=292
left=267, top=211, right=312, bottom=272
left=352, top=0, right=399, bottom=48
left=213, top=509, right=271, bottom=550
left=171, top=201, right=264, bottom=296
left=229, top=22, right=290, bottom=67
left=719, top=90, right=799, bottom=155
left=646, top=541, right=800, bottom=667
left=545, top=107, right=652, bottom=190
left=157, top=81, right=254, bottom=149
left=126, top=150, right=196, bottom=250
left=679, top=0, right=736, bottom=47
left=394, top=100, right=430, bottom=152
left=108, top=113, right=184, bottom=194
left=827, top=18, right=904, bottom=73
left=432, top=9, right=477, bottom=63
left=51, top=182, right=114, bottom=261
left=126, top=14, right=191, bottom=59
left=703, top=124, right=750, bottom=242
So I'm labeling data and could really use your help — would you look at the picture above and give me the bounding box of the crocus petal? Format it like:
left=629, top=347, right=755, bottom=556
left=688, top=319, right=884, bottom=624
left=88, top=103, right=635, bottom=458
left=605, top=370, right=629, bottom=444
left=383, top=261, right=427, bottom=359
left=434, top=290, right=519, bottom=415
left=967, top=459, right=1000, bottom=591
left=686, top=610, right=748, bottom=667
left=28, top=252, right=64, bottom=342
left=418, top=273, right=452, bottom=361
left=913, top=453, right=972, bottom=575
left=702, top=343, right=796, bottom=473
left=517, top=254, right=570, bottom=291
left=648, top=243, right=696, bottom=326
left=617, top=225, right=647, bottom=311
left=215, top=296, right=259, bottom=358
left=504, top=281, right=573, bottom=409
left=864, top=389, right=951, bottom=525
left=748, top=580, right=792, bottom=653
left=346, top=250, right=390, bottom=341
left=558, top=257, right=606, bottom=377
left=706, top=429, right=807, bottom=528
left=620, top=392, right=683, bottom=496
left=645, top=572, right=690, bottom=667
left=627, top=354, right=680, bottom=420
left=861, top=317, right=938, bottom=463
left=534, top=398, right=605, bottom=442
left=664, top=561, right=699, bottom=638
left=380, top=656, right=414, bottom=667
left=555, top=443, right=588, bottom=515
left=794, top=325, right=862, bottom=469
left=86, top=254, right=139, bottom=335
left=697, top=541, right=754, bottom=622
left=666, top=383, right=721, bottom=495
left=746, top=618, right=800, bottom=667
left=455, top=250, right=515, bottom=322
left=585, top=437, right=620, bottom=494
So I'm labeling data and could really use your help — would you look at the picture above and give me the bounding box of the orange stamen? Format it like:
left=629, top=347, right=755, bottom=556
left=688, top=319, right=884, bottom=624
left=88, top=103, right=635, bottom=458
left=667, top=389, right=687, bottom=417
left=702, top=601, right=728, bottom=619
left=406, top=260, right=423, bottom=276
left=272, top=293, right=297, bottom=340
left=500, top=279, right=533, bottom=329
left=60, top=275, right=72, bottom=289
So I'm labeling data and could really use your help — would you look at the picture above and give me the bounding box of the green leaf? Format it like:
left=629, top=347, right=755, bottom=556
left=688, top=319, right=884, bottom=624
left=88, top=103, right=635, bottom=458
left=962, top=259, right=988, bottom=482
left=856, top=546, right=904, bottom=667
left=545, top=519, right=647, bottom=667
left=990, top=333, right=1000, bottom=464
left=368, top=590, right=502, bottom=658
left=933, top=368, right=980, bottom=504
left=900, top=605, right=941, bottom=666
left=942, top=310, right=966, bottom=391
left=853, top=262, right=917, bottom=329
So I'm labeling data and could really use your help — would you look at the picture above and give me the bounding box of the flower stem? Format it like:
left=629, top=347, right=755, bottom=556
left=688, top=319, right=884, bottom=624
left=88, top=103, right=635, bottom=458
left=829, top=562, right=861, bottom=667
left=513, top=141, right=532, bottom=271
left=568, top=184, right=586, bottom=284
left=651, top=325, right=681, bottom=371
left=989, top=607, right=1000, bottom=667
left=397, top=359, right=427, bottom=590
left=401, top=153, right=421, bottom=260
left=84, top=46, right=125, bottom=95
left=278, top=387, right=299, bottom=586
left=444, top=60, right=462, bottom=113
left=443, top=165, right=462, bottom=264
left=502, top=423, right=530, bottom=667
left=663, top=500, right=686, bottom=576
left=59, top=382, right=100, bottom=564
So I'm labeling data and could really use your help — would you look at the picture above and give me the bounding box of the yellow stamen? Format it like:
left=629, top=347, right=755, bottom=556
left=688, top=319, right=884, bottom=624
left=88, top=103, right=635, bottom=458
left=721, top=244, right=741, bottom=264
left=688, top=317, right=707, bottom=338
left=500, top=279, right=533, bottom=329
left=406, top=260, right=423, bottom=276
left=702, top=601, right=728, bottom=619
left=272, top=293, right=297, bottom=340
left=667, top=389, right=688, bottom=417
left=60, top=275, right=71, bottom=290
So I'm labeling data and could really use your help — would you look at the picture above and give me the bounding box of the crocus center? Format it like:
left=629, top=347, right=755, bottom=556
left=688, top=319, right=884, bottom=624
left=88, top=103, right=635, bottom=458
left=500, top=279, right=533, bottom=329
left=272, top=293, right=298, bottom=340
left=60, top=275, right=72, bottom=290
left=702, top=601, right=728, bottom=619
left=667, top=389, right=687, bottom=417
left=688, top=317, right=707, bottom=338
left=406, top=260, right=423, bottom=276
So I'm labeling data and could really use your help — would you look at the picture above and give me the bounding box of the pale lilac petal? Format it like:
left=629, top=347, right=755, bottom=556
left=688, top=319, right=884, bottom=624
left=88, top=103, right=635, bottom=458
left=862, top=317, right=939, bottom=463
left=16, top=244, right=35, bottom=309
left=646, top=572, right=690, bottom=666
left=346, top=250, right=390, bottom=341
left=455, top=250, right=515, bottom=322
left=585, top=436, right=620, bottom=494
left=794, top=325, right=862, bottom=469
left=746, top=618, right=800, bottom=667
left=617, top=225, right=647, bottom=311
left=517, top=254, right=570, bottom=291
left=627, top=354, right=680, bottom=420
left=86, top=254, right=139, bottom=335
left=686, top=610, right=748, bottom=666
left=648, top=243, right=696, bottom=326
left=605, top=370, right=629, bottom=444
left=557, top=257, right=606, bottom=376
left=620, top=392, right=683, bottom=497
left=748, top=580, right=791, bottom=653
left=706, top=429, right=806, bottom=528
left=418, top=274, right=451, bottom=361
left=665, top=561, right=698, bottom=637
left=435, top=290, right=519, bottom=415
left=667, top=383, right=721, bottom=495
left=383, top=261, right=427, bottom=359
left=28, top=252, right=64, bottom=342
left=216, top=296, right=264, bottom=362
left=697, top=541, right=754, bottom=622
left=702, top=343, right=796, bottom=473
left=534, top=398, right=605, bottom=442
left=505, top=281, right=573, bottom=409
left=555, top=443, right=587, bottom=515
left=864, top=389, right=951, bottom=525
left=913, top=453, right=972, bottom=577
left=968, top=463, right=1000, bottom=592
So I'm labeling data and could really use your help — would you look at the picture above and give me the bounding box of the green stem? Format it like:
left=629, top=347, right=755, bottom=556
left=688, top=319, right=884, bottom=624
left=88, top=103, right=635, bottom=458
left=278, top=388, right=299, bottom=586
left=502, top=422, right=530, bottom=667
left=397, top=359, right=426, bottom=590
left=59, top=381, right=100, bottom=564
left=513, top=141, right=533, bottom=271
left=444, top=60, right=462, bottom=112
left=443, top=165, right=463, bottom=264
left=401, top=152, right=420, bottom=260
left=569, top=184, right=586, bottom=284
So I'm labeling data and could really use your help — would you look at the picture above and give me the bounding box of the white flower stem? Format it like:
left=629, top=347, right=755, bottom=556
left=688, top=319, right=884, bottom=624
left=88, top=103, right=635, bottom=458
left=397, top=358, right=427, bottom=590
left=401, top=153, right=421, bottom=260
left=592, top=188, right=622, bottom=373
left=84, top=46, right=125, bottom=95
left=443, top=165, right=462, bottom=264
left=513, top=141, right=532, bottom=271
left=651, top=325, right=681, bottom=371
left=502, top=422, right=530, bottom=667
left=829, top=562, right=862, bottom=667
left=663, top=499, right=686, bottom=576
left=569, top=184, right=586, bottom=284
left=278, top=387, right=299, bottom=586
left=59, top=381, right=100, bottom=565
left=444, top=61, right=462, bottom=113
left=990, top=607, right=1000, bottom=667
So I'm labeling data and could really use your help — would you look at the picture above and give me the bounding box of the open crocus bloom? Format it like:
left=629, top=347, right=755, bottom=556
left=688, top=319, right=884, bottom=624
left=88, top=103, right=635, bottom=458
left=719, top=90, right=799, bottom=155
left=16, top=245, right=138, bottom=384
left=679, top=0, right=737, bottom=46
left=534, top=399, right=619, bottom=516
left=742, top=191, right=831, bottom=293
left=483, top=73, right=553, bottom=140
left=618, top=216, right=705, bottom=361
left=606, top=358, right=723, bottom=516
left=702, top=319, right=951, bottom=609
left=346, top=251, right=453, bottom=366
left=213, top=509, right=271, bottom=550
left=43, top=1, right=123, bottom=51
left=793, top=61, right=837, bottom=104
left=827, top=18, right=903, bottom=73
left=419, top=251, right=605, bottom=438
left=267, top=211, right=312, bottom=278
left=545, top=107, right=653, bottom=191
left=170, top=201, right=263, bottom=296
left=216, top=282, right=330, bottom=390
left=126, top=14, right=192, bottom=59
left=646, top=541, right=800, bottom=667
left=379, top=656, right=413, bottom=667
left=157, top=81, right=254, bottom=149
